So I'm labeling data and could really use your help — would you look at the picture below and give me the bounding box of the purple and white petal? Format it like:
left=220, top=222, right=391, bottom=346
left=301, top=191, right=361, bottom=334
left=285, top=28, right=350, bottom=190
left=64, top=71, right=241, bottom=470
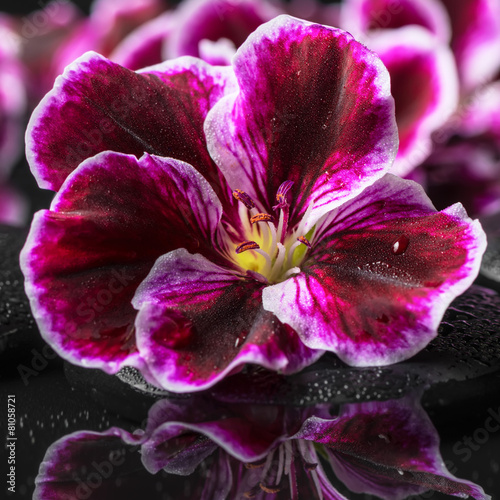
left=51, top=0, right=163, bottom=75
left=369, top=26, right=459, bottom=176
left=110, top=12, right=173, bottom=70
left=21, top=152, right=222, bottom=376
left=206, top=15, right=398, bottom=230
left=440, top=0, right=500, bottom=93
left=27, top=52, right=237, bottom=192
left=340, top=0, right=450, bottom=43
left=421, top=81, right=500, bottom=218
left=296, top=397, right=491, bottom=500
left=262, top=175, right=486, bottom=366
left=34, top=428, right=146, bottom=500
left=166, top=0, right=280, bottom=60
left=132, top=249, right=323, bottom=392
left=198, top=38, right=237, bottom=66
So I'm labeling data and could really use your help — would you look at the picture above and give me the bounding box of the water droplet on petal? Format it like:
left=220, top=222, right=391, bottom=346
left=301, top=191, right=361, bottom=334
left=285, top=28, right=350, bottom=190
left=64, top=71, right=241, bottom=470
left=392, top=235, right=409, bottom=255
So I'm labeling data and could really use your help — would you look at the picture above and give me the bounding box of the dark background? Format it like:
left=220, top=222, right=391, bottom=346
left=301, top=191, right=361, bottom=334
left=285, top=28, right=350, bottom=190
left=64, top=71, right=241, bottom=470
left=0, top=0, right=498, bottom=498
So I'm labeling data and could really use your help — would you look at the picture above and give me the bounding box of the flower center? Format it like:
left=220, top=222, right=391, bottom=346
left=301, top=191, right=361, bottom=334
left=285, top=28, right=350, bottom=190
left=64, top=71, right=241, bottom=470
left=230, top=181, right=313, bottom=284
left=242, top=440, right=321, bottom=498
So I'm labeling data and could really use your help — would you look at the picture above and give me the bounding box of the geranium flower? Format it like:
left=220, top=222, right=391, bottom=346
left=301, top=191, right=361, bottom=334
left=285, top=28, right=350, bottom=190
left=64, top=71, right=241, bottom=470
left=339, top=0, right=451, bottom=43
left=20, top=0, right=164, bottom=100
left=33, top=394, right=491, bottom=499
left=438, top=0, right=500, bottom=93
left=366, top=25, right=459, bottom=176
left=16, top=0, right=82, bottom=104
left=110, top=0, right=280, bottom=69
left=109, top=0, right=339, bottom=70
left=21, top=16, right=486, bottom=392
left=340, top=0, right=500, bottom=93
left=114, top=0, right=460, bottom=180
left=419, top=81, right=500, bottom=219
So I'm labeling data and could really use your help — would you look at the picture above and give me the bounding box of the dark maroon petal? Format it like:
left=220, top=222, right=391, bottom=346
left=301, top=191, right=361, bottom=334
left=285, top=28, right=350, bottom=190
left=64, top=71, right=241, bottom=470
left=132, top=249, right=323, bottom=392
left=340, top=0, right=450, bottom=42
left=27, top=52, right=237, bottom=192
left=166, top=0, right=279, bottom=60
left=370, top=26, right=458, bottom=176
left=33, top=428, right=146, bottom=500
left=440, top=0, right=500, bottom=92
left=206, top=15, right=398, bottom=229
left=263, top=175, right=486, bottom=366
left=20, top=152, right=223, bottom=375
left=296, top=397, right=490, bottom=499
left=110, top=12, right=173, bottom=70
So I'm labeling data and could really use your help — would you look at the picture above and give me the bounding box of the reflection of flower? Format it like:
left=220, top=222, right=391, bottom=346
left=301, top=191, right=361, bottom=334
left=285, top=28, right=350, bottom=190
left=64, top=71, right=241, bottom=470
left=21, top=16, right=486, bottom=392
left=33, top=394, right=490, bottom=499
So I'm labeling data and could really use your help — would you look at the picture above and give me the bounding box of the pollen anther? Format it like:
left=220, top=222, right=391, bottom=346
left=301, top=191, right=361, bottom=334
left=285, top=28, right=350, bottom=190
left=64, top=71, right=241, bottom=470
left=236, top=241, right=260, bottom=254
left=250, top=213, right=274, bottom=224
left=297, top=236, right=312, bottom=248
left=259, top=483, right=281, bottom=494
left=233, top=189, right=255, bottom=209
left=244, top=460, right=266, bottom=469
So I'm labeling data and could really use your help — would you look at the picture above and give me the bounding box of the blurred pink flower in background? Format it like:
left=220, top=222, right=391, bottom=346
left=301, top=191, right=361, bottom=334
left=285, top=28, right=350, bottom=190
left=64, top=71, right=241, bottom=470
left=0, top=15, right=27, bottom=225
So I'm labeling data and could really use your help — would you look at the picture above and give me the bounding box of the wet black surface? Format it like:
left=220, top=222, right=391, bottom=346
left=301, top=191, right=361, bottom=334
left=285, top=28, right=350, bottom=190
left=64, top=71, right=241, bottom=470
left=1, top=224, right=500, bottom=499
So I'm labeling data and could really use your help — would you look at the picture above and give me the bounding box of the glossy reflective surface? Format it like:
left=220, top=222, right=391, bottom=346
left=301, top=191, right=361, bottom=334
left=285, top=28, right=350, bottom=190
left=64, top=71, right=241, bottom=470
left=2, top=226, right=500, bottom=499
